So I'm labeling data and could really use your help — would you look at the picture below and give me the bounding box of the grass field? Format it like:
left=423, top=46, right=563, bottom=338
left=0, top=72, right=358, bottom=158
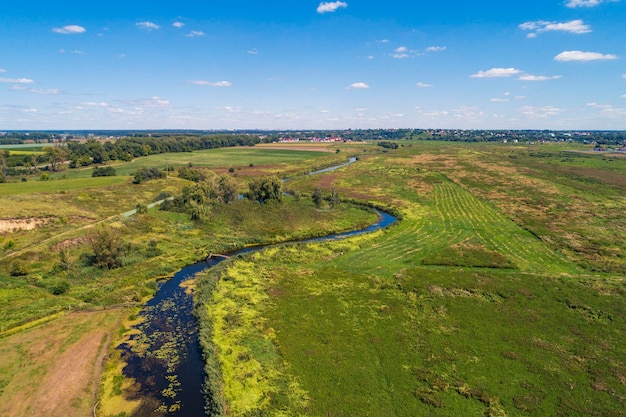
left=0, top=176, right=127, bottom=196
left=1, top=141, right=625, bottom=416
left=41, top=147, right=335, bottom=180
left=199, top=141, right=626, bottom=416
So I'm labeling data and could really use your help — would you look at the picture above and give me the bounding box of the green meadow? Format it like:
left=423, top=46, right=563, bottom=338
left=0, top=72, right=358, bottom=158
left=1, top=140, right=624, bottom=416
left=198, top=141, right=626, bottom=416
left=44, top=147, right=333, bottom=179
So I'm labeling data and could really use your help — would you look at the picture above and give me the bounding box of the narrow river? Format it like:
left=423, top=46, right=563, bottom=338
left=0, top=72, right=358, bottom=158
left=117, top=159, right=396, bottom=416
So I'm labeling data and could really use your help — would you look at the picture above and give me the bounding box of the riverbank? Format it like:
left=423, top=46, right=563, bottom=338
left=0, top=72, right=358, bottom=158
left=97, top=199, right=380, bottom=416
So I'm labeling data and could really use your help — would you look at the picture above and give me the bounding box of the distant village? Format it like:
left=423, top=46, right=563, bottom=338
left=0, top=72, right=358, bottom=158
left=1, top=128, right=626, bottom=147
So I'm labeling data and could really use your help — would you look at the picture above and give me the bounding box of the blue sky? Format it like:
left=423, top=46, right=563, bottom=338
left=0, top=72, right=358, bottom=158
left=1, top=0, right=625, bottom=130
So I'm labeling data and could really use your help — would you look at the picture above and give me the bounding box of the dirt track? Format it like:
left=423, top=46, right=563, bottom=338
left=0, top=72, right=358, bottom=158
left=0, top=310, right=124, bottom=417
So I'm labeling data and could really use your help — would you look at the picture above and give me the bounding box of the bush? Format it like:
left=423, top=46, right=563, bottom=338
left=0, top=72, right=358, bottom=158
left=10, top=261, right=28, bottom=276
left=50, top=279, right=70, bottom=295
left=135, top=202, right=148, bottom=214
left=92, top=166, right=117, bottom=177
left=90, top=227, right=127, bottom=269
left=246, top=176, right=283, bottom=203
left=312, top=187, right=324, bottom=208
left=153, top=191, right=172, bottom=202
left=133, top=167, right=164, bottom=184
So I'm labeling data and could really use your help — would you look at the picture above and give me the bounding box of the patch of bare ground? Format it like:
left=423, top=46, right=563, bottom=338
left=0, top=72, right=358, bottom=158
left=0, top=310, right=125, bottom=417
left=0, top=217, right=55, bottom=234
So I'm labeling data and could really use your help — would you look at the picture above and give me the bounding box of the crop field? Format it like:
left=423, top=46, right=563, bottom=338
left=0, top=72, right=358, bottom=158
left=1, top=140, right=625, bottom=417
left=45, top=146, right=334, bottom=180
left=199, top=141, right=626, bottom=416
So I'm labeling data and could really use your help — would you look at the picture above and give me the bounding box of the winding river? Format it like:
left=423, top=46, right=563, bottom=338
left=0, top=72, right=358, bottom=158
left=118, top=159, right=397, bottom=416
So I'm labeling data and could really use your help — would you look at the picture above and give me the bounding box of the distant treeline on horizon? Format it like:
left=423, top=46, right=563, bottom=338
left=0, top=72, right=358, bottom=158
left=1, top=129, right=626, bottom=145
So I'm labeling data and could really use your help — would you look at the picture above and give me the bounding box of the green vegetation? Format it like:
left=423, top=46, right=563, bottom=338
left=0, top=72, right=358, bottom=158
left=197, top=141, right=626, bottom=416
left=1, top=139, right=625, bottom=416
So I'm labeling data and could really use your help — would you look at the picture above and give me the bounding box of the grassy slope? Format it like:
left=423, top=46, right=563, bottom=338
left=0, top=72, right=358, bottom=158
left=0, top=146, right=341, bottom=332
left=200, top=142, right=626, bottom=416
left=0, top=145, right=378, bottom=416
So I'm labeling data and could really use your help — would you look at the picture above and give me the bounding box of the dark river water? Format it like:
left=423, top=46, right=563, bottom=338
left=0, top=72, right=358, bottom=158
left=118, top=162, right=396, bottom=416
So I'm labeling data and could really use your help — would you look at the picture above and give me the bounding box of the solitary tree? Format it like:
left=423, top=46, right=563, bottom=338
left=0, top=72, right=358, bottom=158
left=312, top=187, right=324, bottom=208
left=329, top=187, right=340, bottom=208
left=44, top=146, right=69, bottom=171
left=246, top=176, right=283, bottom=203
left=90, top=227, right=126, bottom=269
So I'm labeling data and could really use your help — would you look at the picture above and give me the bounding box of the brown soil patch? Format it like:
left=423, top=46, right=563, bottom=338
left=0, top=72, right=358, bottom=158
left=0, top=217, right=54, bottom=234
left=51, top=237, right=88, bottom=252
left=0, top=310, right=125, bottom=417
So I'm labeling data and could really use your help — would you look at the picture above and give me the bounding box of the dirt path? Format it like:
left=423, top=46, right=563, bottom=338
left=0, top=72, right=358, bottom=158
left=0, top=310, right=124, bottom=417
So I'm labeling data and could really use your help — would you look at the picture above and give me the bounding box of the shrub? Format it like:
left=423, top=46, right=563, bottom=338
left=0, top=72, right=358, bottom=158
left=135, top=202, right=148, bottom=214
left=92, top=166, right=117, bottom=177
left=90, top=227, right=127, bottom=269
left=10, top=261, right=28, bottom=276
left=153, top=191, right=172, bottom=202
left=133, top=167, right=164, bottom=184
left=312, top=187, right=324, bottom=208
left=50, top=279, right=70, bottom=295
left=246, top=176, right=283, bottom=203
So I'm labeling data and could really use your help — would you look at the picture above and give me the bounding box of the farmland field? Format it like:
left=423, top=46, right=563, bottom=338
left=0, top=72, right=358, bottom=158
left=198, top=141, right=626, bottom=417
left=1, top=140, right=625, bottom=417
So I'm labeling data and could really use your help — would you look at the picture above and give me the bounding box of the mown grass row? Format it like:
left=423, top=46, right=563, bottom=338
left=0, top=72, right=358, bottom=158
left=198, top=145, right=625, bottom=416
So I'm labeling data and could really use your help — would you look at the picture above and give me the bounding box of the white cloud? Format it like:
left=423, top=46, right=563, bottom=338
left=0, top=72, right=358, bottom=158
left=82, top=102, right=110, bottom=107
left=317, top=1, right=348, bottom=13
left=554, top=50, right=617, bottom=61
left=519, top=74, right=562, bottom=81
left=52, top=25, right=86, bottom=34
left=392, top=46, right=409, bottom=59
left=172, top=22, right=185, bottom=28
left=470, top=68, right=523, bottom=78
left=137, top=96, right=170, bottom=107
left=136, top=21, right=160, bottom=30
left=416, top=82, right=433, bottom=88
left=0, top=77, right=35, bottom=84
left=185, top=31, right=205, bottom=37
left=29, top=89, right=61, bottom=95
left=425, top=46, right=447, bottom=52
left=248, top=49, right=259, bottom=55
left=621, top=94, right=626, bottom=98
left=348, top=82, right=369, bottom=89
left=520, top=105, right=564, bottom=118
left=565, top=0, right=604, bottom=8
left=190, top=80, right=232, bottom=87
left=587, top=102, right=613, bottom=108
left=622, top=74, right=626, bottom=79
left=490, top=98, right=510, bottom=102
left=519, top=19, right=591, bottom=37
left=0, top=69, right=6, bottom=73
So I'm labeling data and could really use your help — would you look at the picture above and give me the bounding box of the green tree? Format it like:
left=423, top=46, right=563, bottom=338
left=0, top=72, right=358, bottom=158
left=44, top=146, right=69, bottom=171
left=135, top=202, right=148, bottom=214
left=329, top=187, right=340, bottom=208
left=218, top=175, right=238, bottom=203
left=90, top=227, right=126, bottom=269
left=246, top=176, right=283, bottom=203
left=312, top=187, right=324, bottom=208
left=10, top=261, right=28, bottom=276
left=0, top=150, right=7, bottom=178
